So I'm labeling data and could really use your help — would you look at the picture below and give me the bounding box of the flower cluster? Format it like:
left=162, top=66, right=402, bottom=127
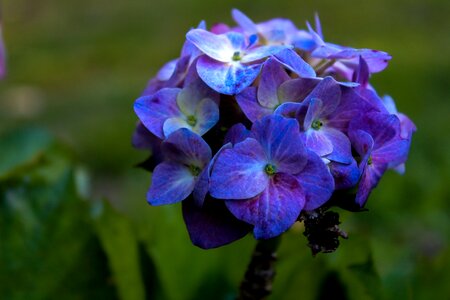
left=133, top=9, right=415, bottom=249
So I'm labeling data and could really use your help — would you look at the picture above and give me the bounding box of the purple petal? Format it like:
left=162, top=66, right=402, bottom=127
left=355, top=56, right=369, bottom=87
left=181, top=21, right=207, bottom=58
left=162, top=128, right=212, bottom=167
left=132, top=122, right=161, bottom=151
left=303, top=76, right=341, bottom=116
left=164, top=55, right=192, bottom=89
left=257, top=58, right=290, bottom=108
left=182, top=197, right=252, bottom=249
left=350, top=112, right=400, bottom=148
left=252, top=115, right=307, bottom=174
left=211, top=23, right=232, bottom=34
left=332, top=49, right=392, bottom=73
left=302, top=129, right=333, bottom=157
left=232, top=9, right=258, bottom=34
left=314, top=13, right=323, bottom=39
left=181, top=62, right=220, bottom=107
left=277, top=78, right=320, bottom=103
left=327, top=86, right=378, bottom=133
left=226, top=173, right=305, bottom=239
left=373, top=138, right=409, bottom=167
left=157, top=59, right=178, bottom=81
left=349, top=129, right=374, bottom=164
left=241, top=45, right=288, bottom=63
left=356, top=162, right=387, bottom=206
left=398, top=113, right=417, bottom=139
left=322, top=127, right=353, bottom=164
left=236, top=87, right=273, bottom=122
left=194, top=143, right=233, bottom=206
left=186, top=29, right=235, bottom=62
left=224, top=123, right=253, bottom=145
left=147, top=162, right=195, bottom=205
left=193, top=98, right=220, bottom=135
left=303, top=98, right=323, bottom=130
left=273, top=48, right=316, bottom=77
left=295, top=151, right=334, bottom=211
left=163, top=117, right=190, bottom=137
left=328, top=158, right=361, bottom=190
left=210, top=138, right=269, bottom=199
left=134, top=88, right=182, bottom=139
left=292, top=30, right=316, bottom=51
left=256, top=18, right=298, bottom=44
left=192, top=168, right=209, bottom=207
left=273, top=102, right=302, bottom=118
left=197, top=56, right=262, bottom=95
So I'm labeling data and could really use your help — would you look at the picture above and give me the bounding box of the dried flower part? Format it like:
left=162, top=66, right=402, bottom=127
left=301, top=209, right=348, bottom=255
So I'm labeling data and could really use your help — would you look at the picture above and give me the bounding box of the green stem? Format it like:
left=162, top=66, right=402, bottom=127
left=237, top=237, right=282, bottom=300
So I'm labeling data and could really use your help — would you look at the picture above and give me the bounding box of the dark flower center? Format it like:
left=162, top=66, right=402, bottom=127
left=189, top=165, right=202, bottom=176
left=311, top=119, right=323, bottom=130
left=232, top=51, right=242, bottom=61
left=264, top=164, right=277, bottom=176
left=187, top=115, right=197, bottom=127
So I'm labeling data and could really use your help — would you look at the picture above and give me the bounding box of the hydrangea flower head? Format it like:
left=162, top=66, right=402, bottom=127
left=132, top=9, right=415, bottom=249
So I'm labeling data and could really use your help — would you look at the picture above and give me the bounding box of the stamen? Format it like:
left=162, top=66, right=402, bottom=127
left=264, top=164, right=277, bottom=176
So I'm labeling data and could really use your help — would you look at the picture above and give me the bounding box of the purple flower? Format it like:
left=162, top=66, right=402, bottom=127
left=306, top=20, right=391, bottom=78
left=349, top=112, right=410, bottom=206
left=147, top=129, right=211, bottom=205
left=296, top=77, right=375, bottom=164
left=381, top=95, right=417, bottom=173
left=236, top=58, right=317, bottom=122
left=186, top=28, right=288, bottom=95
left=134, top=64, right=220, bottom=139
left=209, top=115, right=333, bottom=239
left=232, top=9, right=298, bottom=46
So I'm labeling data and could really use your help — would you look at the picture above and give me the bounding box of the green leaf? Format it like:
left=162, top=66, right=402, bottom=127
left=94, top=200, right=147, bottom=300
left=0, top=128, right=115, bottom=299
left=0, top=127, right=52, bottom=180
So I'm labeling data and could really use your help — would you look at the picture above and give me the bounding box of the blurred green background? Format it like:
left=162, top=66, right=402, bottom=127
left=1, top=0, right=449, bottom=299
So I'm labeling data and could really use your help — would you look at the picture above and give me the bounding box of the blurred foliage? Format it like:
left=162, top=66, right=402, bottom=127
left=0, top=0, right=449, bottom=299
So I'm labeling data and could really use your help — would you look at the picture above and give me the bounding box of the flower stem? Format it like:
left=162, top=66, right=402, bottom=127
left=237, top=237, right=282, bottom=300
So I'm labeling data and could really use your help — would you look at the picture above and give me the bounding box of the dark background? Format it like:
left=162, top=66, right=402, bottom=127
left=1, top=0, right=449, bottom=299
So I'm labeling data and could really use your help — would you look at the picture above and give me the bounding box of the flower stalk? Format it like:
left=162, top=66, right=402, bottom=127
left=237, top=237, right=281, bottom=300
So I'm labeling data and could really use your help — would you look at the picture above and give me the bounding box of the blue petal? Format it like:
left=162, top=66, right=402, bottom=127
left=322, top=127, right=353, bottom=164
left=252, top=115, right=307, bottom=174
left=295, top=151, right=334, bottom=211
left=210, top=138, right=269, bottom=200
left=197, top=56, right=262, bottom=95
left=241, top=45, right=288, bottom=63
left=226, top=173, right=305, bottom=239
left=224, top=123, right=253, bottom=145
left=186, top=29, right=235, bottom=62
left=236, top=87, right=273, bottom=122
left=182, top=197, right=251, bottom=249
left=231, top=9, right=258, bottom=34
left=147, top=162, right=195, bottom=205
left=328, top=158, right=361, bottom=190
left=162, top=128, right=212, bottom=167
left=273, top=102, right=302, bottom=118
left=194, top=98, right=220, bottom=136
left=134, top=88, right=182, bottom=139
left=257, top=58, right=290, bottom=108
left=274, top=48, right=316, bottom=77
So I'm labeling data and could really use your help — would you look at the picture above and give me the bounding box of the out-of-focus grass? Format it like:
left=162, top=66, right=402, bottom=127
left=0, top=0, right=449, bottom=299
